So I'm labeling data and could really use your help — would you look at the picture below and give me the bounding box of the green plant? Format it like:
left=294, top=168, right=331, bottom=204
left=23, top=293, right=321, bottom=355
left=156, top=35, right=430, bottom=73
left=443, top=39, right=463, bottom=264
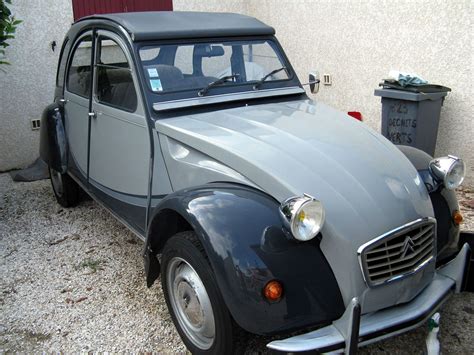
left=0, top=0, right=22, bottom=66
left=75, top=258, right=105, bottom=273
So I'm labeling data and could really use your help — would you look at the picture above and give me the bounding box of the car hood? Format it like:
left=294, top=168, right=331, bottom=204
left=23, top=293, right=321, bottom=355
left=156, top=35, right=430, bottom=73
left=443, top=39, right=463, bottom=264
left=155, top=99, right=435, bottom=310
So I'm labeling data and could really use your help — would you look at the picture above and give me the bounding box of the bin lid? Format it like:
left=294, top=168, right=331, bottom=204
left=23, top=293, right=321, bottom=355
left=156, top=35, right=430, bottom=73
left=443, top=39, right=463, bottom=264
left=374, top=88, right=448, bottom=101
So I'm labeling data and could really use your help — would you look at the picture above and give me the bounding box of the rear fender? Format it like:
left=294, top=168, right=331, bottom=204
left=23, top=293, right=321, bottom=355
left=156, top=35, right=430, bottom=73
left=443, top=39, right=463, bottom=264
left=39, top=102, right=67, bottom=173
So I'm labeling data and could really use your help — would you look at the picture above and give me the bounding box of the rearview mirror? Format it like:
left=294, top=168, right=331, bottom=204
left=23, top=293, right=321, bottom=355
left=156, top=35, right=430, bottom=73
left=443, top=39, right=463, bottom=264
left=194, top=45, right=225, bottom=57
left=309, top=71, right=320, bottom=94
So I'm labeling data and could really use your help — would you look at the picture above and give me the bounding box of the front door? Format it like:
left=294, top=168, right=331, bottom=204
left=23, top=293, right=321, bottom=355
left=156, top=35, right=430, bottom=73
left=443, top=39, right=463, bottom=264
left=89, top=31, right=150, bottom=234
left=64, top=32, right=93, bottom=182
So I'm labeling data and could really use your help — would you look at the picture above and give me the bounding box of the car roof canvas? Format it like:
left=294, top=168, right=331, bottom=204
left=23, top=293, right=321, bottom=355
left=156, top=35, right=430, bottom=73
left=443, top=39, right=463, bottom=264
left=78, top=11, right=275, bottom=41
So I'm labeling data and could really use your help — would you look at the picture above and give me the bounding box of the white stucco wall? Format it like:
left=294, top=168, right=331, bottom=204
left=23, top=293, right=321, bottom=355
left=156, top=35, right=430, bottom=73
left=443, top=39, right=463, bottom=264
left=1, top=1, right=472, bottom=185
left=174, top=0, right=474, bottom=185
left=0, top=0, right=73, bottom=171
left=174, top=0, right=247, bottom=14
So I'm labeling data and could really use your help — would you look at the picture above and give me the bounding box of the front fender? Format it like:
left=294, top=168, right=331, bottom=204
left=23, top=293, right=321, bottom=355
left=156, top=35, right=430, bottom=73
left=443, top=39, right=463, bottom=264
left=39, top=102, right=67, bottom=173
left=398, top=145, right=460, bottom=258
left=146, top=183, right=345, bottom=335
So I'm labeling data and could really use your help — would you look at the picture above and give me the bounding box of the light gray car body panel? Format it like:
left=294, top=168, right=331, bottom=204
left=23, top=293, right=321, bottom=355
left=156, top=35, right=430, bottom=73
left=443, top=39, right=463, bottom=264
left=63, top=31, right=93, bottom=180
left=155, top=98, right=435, bottom=311
left=64, top=91, right=89, bottom=175
left=89, top=30, right=150, bottom=197
left=159, top=134, right=256, bottom=191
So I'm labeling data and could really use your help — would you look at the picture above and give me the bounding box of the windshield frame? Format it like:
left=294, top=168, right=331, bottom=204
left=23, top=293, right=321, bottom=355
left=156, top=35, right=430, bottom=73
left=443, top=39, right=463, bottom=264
left=134, top=36, right=301, bottom=103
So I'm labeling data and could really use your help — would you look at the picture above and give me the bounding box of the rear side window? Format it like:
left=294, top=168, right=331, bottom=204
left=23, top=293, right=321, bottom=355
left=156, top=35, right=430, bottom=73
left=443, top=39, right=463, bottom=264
left=96, top=38, right=137, bottom=112
left=66, top=35, right=93, bottom=97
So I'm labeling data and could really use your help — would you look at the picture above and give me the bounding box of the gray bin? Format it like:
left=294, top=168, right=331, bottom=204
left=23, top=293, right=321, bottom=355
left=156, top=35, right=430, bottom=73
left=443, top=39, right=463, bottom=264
left=374, top=88, right=448, bottom=156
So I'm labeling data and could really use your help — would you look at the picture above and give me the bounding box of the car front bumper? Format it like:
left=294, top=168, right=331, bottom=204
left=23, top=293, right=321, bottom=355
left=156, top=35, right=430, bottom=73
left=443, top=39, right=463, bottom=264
left=267, top=243, right=471, bottom=353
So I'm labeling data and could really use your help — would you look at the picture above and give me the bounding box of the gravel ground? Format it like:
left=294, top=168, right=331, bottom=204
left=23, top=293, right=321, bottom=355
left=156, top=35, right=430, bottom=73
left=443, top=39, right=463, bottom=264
left=1, top=173, right=473, bottom=353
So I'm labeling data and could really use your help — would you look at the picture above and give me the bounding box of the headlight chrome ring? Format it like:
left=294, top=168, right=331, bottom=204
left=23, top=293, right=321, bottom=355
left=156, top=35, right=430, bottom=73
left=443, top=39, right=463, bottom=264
left=279, top=194, right=325, bottom=241
left=429, top=155, right=465, bottom=190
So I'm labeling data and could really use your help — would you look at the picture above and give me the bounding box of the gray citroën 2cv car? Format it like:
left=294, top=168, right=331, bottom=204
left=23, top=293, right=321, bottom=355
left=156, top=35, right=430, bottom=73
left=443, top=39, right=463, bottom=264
left=40, top=11, right=471, bottom=354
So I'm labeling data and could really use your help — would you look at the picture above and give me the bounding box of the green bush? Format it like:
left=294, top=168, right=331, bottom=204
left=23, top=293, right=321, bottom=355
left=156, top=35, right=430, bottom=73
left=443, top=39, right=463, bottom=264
left=0, top=0, right=22, bottom=66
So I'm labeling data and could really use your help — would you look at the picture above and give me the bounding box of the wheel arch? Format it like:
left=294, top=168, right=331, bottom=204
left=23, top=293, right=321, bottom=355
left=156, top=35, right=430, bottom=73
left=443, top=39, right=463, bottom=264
left=397, top=145, right=461, bottom=257
left=147, top=208, right=193, bottom=252
left=144, top=183, right=345, bottom=335
left=397, top=144, right=433, bottom=170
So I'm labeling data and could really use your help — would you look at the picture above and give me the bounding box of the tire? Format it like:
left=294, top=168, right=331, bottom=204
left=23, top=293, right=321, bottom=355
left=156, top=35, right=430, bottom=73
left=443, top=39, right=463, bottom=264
left=161, top=231, right=244, bottom=354
left=49, top=167, right=80, bottom=207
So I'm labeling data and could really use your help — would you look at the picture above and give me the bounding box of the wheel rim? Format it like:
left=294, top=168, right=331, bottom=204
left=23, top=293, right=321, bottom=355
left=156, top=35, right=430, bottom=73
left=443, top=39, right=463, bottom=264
left=167, top=257, right=215, bottom=350
left=50, top=168, right=64, bottom=197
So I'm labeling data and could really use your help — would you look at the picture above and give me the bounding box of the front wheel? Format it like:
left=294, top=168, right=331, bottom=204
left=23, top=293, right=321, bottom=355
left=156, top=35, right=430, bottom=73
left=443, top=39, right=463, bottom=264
left=49, top=167, right=79, bottom=207
left=161, top=231, right=243, bottom=354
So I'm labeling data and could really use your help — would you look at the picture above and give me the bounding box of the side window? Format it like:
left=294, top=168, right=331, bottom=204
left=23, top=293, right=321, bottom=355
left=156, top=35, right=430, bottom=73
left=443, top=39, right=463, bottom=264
left=96, top=37, right=137, bottom=112
left=66, top=36, right=93, bottom=97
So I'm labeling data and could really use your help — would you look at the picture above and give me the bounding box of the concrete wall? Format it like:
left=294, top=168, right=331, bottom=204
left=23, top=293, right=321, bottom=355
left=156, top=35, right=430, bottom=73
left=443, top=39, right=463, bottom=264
left=1, top=0, right=472, bottom=185
left=174, top=0, right=474, bottom=185
left=174, top=0, right=247, bottom=14
left=0, top=0, right=73, bottom=171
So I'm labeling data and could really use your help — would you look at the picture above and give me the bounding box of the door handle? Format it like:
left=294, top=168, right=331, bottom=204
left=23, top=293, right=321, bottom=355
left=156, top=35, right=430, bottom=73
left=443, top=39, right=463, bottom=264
left=88, top=111, right=97, bottom=119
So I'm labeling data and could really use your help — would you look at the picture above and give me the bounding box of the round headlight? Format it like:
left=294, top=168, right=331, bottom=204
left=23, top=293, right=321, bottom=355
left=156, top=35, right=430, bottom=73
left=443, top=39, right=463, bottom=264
left=429, top=155, right=465, bottom=190
left=279, top=195, right=325, bottom=241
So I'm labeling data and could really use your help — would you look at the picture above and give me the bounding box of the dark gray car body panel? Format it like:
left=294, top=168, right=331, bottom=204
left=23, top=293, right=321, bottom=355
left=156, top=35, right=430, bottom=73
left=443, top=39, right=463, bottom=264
left=40, top=103, right=68, bottom=174
left=146, top=183, right=345, bottom=334
left=78, top=11, right=275, bottom=41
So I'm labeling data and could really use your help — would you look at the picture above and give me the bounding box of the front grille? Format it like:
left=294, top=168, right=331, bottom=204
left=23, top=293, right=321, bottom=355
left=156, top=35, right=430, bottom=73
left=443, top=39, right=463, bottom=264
left=358, top=219, right=436, bottom=286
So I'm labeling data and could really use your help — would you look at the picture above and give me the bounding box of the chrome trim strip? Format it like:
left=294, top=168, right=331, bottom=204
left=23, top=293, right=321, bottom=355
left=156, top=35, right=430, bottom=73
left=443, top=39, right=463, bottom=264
left=357, top=217, right=437, bottom=287
left=152, top=86, right=305, bottom=111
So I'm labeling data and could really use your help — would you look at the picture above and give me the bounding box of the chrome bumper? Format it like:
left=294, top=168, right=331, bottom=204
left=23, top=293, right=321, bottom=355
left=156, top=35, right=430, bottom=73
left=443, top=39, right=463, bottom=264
left=267, top=243, right=471, bottom=353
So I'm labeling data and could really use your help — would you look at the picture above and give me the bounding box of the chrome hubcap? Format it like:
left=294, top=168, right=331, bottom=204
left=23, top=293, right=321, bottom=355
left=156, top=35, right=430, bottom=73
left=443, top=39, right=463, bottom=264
left=50, top=168, right=64, bottom=197
left=167, top=257, right=215, bottom=350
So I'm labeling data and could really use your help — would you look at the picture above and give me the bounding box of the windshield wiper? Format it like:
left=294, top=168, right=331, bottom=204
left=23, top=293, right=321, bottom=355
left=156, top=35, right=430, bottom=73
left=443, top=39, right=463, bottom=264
left=253, top=67, right=287, bottom=90
left=198, top=74, right=240, bottom=97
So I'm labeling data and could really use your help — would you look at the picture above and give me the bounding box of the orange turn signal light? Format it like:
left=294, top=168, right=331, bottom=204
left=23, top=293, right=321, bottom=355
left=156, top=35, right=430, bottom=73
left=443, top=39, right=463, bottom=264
left=453, top=210, right=463, bottom=225
left=264, top=280, right=283, bottom=302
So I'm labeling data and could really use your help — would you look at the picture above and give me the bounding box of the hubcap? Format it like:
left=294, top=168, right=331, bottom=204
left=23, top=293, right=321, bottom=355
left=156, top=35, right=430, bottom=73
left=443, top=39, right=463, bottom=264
left=167, top=257, right=215, bottom=350
left=50, top=168, right=64, bottom=197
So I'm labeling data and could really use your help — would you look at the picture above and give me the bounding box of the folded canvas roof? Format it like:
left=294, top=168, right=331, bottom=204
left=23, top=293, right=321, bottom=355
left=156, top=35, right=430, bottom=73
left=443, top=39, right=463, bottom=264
left=78, top=11, right=275, bottom=41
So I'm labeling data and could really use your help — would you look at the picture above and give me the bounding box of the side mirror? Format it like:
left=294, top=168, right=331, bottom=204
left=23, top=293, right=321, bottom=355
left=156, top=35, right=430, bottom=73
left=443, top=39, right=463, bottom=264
left=309, top=71, right=320, bottom=94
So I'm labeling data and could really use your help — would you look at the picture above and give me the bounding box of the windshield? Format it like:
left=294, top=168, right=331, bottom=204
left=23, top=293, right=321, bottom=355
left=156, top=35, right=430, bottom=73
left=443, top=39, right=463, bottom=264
left=138, top=39, right=290, bottom=95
